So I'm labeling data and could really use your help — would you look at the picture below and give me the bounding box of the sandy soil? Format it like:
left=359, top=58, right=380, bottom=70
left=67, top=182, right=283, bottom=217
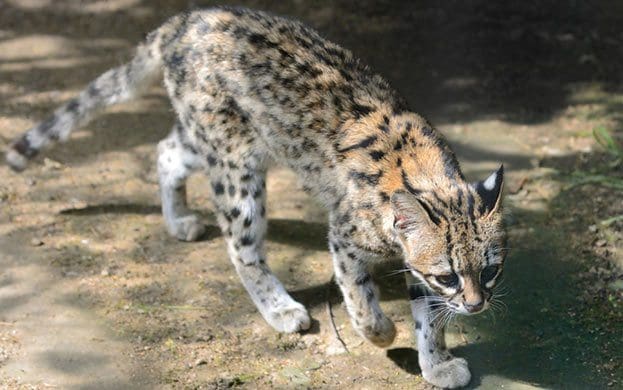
left=0, top=1, right=621, bottom=389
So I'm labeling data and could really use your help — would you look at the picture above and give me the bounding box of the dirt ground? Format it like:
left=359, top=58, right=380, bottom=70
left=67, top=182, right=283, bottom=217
left=0, top=0, right=622, bottom=389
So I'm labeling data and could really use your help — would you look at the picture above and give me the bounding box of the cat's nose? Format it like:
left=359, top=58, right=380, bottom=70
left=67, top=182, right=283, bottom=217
left=464, top=300, right=484, bottom=313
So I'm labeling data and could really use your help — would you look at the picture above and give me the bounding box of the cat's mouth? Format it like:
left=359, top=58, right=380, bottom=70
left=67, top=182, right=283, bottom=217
left=459, top=302, right=489, bottom=316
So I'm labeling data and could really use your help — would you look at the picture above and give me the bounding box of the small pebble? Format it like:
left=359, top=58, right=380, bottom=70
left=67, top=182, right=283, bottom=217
left=595, top=239, right=607, bottom=247
left=588, top=225, right=598, bottom=233
left=100, top=268, right=110, bottom=277
left=194, top=358, right=208, bottom=367
left=30, top=238, right=44, bottom=246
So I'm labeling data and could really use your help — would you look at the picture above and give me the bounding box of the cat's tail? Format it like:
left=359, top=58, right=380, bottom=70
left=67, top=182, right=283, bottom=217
left=5, top=20, right=174, bottom=171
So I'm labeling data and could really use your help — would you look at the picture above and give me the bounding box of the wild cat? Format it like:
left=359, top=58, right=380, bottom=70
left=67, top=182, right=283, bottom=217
left=6, top=7, right=507, bottom=388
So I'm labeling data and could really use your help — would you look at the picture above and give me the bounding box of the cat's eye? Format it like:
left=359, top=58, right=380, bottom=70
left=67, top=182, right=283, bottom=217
left=480, top=265, right=499, bottom=285
left=435, top=273, right=459, bottom=288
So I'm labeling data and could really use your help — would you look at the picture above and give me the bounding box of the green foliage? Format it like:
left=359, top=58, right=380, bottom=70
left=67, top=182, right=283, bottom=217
left=593, top=126, right=623, bottom=161
left=567, top=172, right=623, bottom=190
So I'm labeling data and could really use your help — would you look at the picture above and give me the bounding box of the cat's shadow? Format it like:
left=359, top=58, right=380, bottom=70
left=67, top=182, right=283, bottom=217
left=60, top=203, right=329, bottom=250
left=59, top=203, right=600, bottom=389
left=386, top=348, right=422, bottom=375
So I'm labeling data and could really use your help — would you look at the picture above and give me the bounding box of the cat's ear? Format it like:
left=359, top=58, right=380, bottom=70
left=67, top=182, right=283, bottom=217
left=473, top=164, right=504, bottom=218
left=391, top=191, right=440, bottom=233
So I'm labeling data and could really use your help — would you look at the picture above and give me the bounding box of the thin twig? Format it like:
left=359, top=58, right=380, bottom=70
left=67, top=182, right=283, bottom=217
left=326, top=275, right=349, bottom=354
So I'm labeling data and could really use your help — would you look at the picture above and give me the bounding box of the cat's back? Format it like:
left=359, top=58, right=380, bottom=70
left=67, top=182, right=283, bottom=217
left=158, top=7, right=403, bottom=125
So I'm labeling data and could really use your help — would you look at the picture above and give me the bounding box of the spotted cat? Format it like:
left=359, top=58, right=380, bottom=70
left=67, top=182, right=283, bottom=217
left=6, top=7, right=507, bottom=388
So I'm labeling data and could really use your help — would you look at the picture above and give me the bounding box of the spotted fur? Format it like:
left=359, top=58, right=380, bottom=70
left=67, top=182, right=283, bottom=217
left=6, top=7, right=507, bottom=388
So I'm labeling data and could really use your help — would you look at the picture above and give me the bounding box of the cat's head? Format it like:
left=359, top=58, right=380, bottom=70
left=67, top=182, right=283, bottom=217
left=391, top=165, right=507, bottom=315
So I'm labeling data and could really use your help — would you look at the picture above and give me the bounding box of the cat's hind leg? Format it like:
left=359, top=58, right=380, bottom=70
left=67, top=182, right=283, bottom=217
left=209, top=161, right=311, bottom=333
left=157, top=121, right=206, bottom=241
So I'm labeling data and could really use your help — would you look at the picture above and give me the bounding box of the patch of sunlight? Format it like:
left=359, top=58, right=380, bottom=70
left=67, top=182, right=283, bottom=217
left=9, top=90, right=80, bottom=106
left=68, top=0, right=143, bottom=13
left=566, top=82, right=619, bottom=104
left=0, top=35, right=79, bottom=60
left=7, top=0, right=143, bottom=13
left=5, top=0, right=51, bottom=9
left=442, top=77, right=480, bottom=89
left=479, top=375, right=544, bottom=389
left=0, top=116, right=34, bottom=137
left=0, top=56, right=102, bottom=72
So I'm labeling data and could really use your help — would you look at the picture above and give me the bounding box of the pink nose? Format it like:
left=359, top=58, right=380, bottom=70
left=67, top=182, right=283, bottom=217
left=465, top=300, right=484, bottom=313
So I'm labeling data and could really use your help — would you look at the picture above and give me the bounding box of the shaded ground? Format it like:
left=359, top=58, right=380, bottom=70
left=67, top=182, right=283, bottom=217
left=0, top=0, right=622, bottom=388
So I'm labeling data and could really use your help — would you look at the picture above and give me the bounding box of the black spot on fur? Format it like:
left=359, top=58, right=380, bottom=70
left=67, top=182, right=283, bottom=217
left=87, top=84, right=100, bottom=97
left=212, top=181, right=225, bottom=195
left=248, top=33, right=278, bottom=49
left=351, top=103, right=374, bottom=118
left=38, top=116, right=58, bottom=135
left=12, top=136, right=38, bottom=158
left=230, top=207, right=241, bottom=218
left=243, top=216, right=253, bottom=228
left=66, top=98, right=80, bottom=113
left=401, top=170, right=421, bottom=196
left=369, top=150, right=385, bottom=161
left=240, top=235, right=255, bottom=246
left=355, top=273, right=371, bottom=285
left=416, top=199, right=442, bottom=226
left=416, top=124, right=431, bottom=137
left=338, top=135, right=377, bottom=153
left=349, top=170, right=383, bottom=186
left=456, top=187, right=464, bottom=208
left=207, top=155, right=218, bottom=167
left=415, top=321, right=422, bottom=330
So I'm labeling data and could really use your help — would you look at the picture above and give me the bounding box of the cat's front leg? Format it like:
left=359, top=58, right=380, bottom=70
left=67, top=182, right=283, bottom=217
left=406, top=274, right=471, bottom=388
left=329, top=226, right=396, bottom=347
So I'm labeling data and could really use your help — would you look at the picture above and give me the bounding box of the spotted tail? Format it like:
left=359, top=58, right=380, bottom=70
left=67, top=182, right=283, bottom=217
left=5, top=28, right=166, bottom=171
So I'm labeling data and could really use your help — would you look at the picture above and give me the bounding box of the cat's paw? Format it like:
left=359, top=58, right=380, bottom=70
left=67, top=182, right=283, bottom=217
left=361, top=315, right=396, bottom=348
left=422, top=357, right=471, bottom=389
left=267, top=302, right=311, bottom=333
left=169, top=215, right=206, bottom=241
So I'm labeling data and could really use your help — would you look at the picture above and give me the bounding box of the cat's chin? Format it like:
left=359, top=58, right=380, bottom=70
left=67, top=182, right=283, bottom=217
left=456, top=302, right=489, bottom=316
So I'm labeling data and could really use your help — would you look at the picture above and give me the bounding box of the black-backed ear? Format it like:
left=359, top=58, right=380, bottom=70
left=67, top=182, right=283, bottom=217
left=391, top=191, right=441, bottom=233
left=473, top=165, right=504, bottom=218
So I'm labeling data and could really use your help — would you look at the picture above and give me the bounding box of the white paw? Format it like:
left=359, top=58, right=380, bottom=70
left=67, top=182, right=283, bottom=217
left=267, top=302, right=311, bottom=333
left=422, top=357, right=471, bottom=389
left=169, top=215, right=206, bottom=241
